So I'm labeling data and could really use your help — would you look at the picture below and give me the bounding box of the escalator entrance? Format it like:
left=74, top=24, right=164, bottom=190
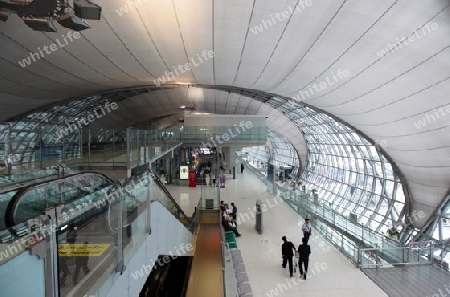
left=139, top=255, right=192, bottom=297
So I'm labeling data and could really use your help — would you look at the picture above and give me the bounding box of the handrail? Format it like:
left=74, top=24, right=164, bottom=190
left=241, top=159, right=449, bottom=270
left=238, top=156, right=411, bottom=266
left=4, top=172, right=115, bottom=228
left=0, top=172, right=59, bottom=194
left=129, top=170, right=192, bottom=228
left=357, top=240, right=436, bottom=268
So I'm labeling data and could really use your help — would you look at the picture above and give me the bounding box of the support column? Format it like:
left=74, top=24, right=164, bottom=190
left=147, top=179, right=152, bottom=234
left=5, top=123, right=12, bottom=175
left=126, top=128, right=131, bottom=178
left=228, top=146, right=237, bottom=171
left=222, top=147, right=237, bottom=172
left=116, top=187, right=124, bottom=274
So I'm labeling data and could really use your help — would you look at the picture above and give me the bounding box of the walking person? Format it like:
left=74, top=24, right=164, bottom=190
left=241, top=163, right=244, bottom=173
left=73, top=241, right=90, bottom=284
left=302, top=218, right=312, bottom=244
left=73, top=241, right=91, bottom=284
left=281, top=236, right=296, bottom=277
left=59, top=256, right=70, bottom=286
left=230, top=202, right=238, bottom=227
left=298, top=237, right=311, bottom=279
left=67, top=224, right=78, bottom=245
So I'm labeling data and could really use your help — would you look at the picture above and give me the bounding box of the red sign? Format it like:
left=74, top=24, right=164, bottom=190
left=188, top=170, right=196, bottom=187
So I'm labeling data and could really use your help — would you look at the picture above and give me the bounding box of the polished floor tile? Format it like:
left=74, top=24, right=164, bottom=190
left=167, top=170, right=387, bottom=297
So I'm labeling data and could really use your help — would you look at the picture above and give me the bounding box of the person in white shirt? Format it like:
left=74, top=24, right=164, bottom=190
left=302, top=218, right=312, bottom=244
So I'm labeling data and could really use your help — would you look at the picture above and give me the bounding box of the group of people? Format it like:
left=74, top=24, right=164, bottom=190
left=220, top=200, right=241, bottom=237
left=281, top=218, right=312, bottom=279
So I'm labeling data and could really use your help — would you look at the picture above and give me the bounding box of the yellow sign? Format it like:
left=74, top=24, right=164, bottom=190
left=58, top=244, right=110, bottom=256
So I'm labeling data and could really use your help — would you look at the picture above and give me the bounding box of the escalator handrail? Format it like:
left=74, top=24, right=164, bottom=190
left=146, top=170, right=191, bottom=225
left=0, top=173, right=59, bottom=195
left=5, top=172, right=115, bottom=228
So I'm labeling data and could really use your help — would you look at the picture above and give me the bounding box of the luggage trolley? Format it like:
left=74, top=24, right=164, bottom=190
left=293, top=251, right=299, bottom=273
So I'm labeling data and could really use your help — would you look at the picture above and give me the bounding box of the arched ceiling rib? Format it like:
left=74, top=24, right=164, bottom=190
left=1, top=0, right=450, bottom=226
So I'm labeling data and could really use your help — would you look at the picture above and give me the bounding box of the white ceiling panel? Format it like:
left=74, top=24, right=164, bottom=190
left=0, top=0, right=449, bottom=226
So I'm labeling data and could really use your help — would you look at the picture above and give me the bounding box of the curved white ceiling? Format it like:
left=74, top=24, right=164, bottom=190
left=1, top=0, right=450, bottom=226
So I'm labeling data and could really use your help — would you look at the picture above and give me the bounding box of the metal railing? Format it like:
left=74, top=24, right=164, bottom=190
left=358, top=241, right=435, bottom=268
left=147, top=171, right=191, bottom=227
left=239, top=155, right=450, bottom=271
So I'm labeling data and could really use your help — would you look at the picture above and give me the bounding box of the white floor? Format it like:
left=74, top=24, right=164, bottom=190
left=166, top=170, right=388, bottom=297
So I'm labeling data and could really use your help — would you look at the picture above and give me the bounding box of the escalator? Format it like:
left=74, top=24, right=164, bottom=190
left=139, top=255, right=192, bottom=297
left=0, top=170, right=194, bottom=297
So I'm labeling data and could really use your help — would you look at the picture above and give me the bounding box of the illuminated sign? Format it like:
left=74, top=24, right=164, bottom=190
left=180, top=166, right=189, bottom=179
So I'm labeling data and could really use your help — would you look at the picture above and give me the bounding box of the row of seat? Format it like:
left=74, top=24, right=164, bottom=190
left=226, top=246, right=252, bottom=297
left=223, top=225, right=253, bottom=296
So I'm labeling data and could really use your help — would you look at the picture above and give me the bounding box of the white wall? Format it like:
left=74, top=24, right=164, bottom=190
left=100, top=202, right=194, bottom=297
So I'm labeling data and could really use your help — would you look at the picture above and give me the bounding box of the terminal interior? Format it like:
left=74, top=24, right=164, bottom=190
left=0, top=1, right=450, bottom=296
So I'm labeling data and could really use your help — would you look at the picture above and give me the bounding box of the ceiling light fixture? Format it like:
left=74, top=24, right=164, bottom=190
left=73, top=0, right=101, bottom=20
left=0, top=0, right=101, bottom=31
left=57, top=12, right=90, bottom=31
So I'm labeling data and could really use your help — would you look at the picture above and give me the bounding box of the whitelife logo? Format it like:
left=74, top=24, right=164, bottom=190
left=0, top=224, right=58, bottom=261
left=292, top=69, right=350, bottom=102
left=18, top=31, right=81, bottom=68
left=116, top=0, right=149, bottom=16
left=376, top=22, right=439, bottom=58
left=130, top=243, right=193, bottom=280
left=56, top=101, right=118, bottom=140
left=153, top=50, right=214, bottom=86
left=250, top=0, right=313, bottom=35
left=201, top=121, right=253, bottom=148
left=413, top=104, right=450, bottom=130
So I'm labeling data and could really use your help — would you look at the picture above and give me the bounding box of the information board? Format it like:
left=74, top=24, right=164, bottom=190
left=180, top=165, right=189, bottom=179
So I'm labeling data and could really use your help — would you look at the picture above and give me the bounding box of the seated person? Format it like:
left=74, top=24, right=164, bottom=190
left=221, top=216, right=241, bottom=237
left=220, top=200, right=227, bottom=212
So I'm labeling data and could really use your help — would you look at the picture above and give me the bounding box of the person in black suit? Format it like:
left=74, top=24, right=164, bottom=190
left=231, top=202, right=237, bottom=224
left=221, top=217, right=241, bottom=237
left=73, top=241, right=90, bottom=284
left=67, top=225, right=77, bottom=246
left=281, top=236, right=296, bottom=277
left=298, top=237, right=311, bottom=279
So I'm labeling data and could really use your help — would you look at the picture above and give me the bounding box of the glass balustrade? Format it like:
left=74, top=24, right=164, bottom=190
left=0, top=170, right=192, bottom=297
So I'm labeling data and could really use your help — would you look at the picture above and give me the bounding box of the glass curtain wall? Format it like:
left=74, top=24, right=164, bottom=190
left=268, top=130, right=300, bottom=180
left=430, top=198, right=450, bottom=241
left=0, top=94, right=121, bottom=174
left=240, top=146, right=270, bottom=171
left=264, top=97, right=406, bottom=238
left=0, top=122, right=81, bottom=174
left=240, top=130, right=300, bottom=179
